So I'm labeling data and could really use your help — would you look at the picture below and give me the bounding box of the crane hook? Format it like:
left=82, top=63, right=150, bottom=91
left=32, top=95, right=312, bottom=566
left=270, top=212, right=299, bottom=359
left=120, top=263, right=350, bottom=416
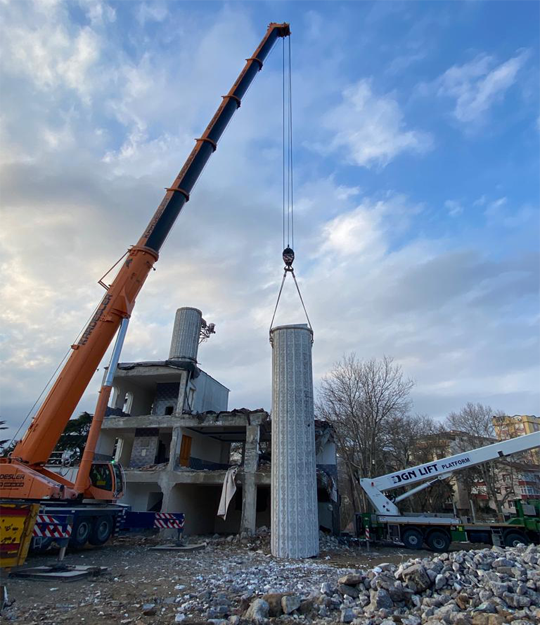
left=283, top=247, right=294, bottom=271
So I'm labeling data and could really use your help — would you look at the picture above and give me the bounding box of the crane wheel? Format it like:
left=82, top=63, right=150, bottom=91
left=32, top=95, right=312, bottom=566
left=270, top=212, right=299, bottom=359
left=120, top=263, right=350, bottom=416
left=426, top=530, right=451, bottom=553
left=70, top=517, right=92, bottom=549
left=503, top=532, right=529, bottom=548
left=402, top=528, right=424, bottom=550
left=89, top=515, right=114, bottom=546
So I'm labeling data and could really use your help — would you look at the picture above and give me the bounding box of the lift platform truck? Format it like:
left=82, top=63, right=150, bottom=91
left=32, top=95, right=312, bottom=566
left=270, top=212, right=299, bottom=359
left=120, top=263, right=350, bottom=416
left=0, top=23, right=291, bottom=553
left=356, top=431, right=540, bottom=552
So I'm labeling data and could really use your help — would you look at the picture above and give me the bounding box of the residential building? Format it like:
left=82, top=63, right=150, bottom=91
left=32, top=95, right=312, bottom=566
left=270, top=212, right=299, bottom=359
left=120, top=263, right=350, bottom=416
left=493, top=415, right=540, bottom=465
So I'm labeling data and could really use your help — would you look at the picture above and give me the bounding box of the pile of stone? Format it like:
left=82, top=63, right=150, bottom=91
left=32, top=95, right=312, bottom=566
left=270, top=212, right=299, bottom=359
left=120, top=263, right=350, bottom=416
left=237, top=543, right=539, bottom=625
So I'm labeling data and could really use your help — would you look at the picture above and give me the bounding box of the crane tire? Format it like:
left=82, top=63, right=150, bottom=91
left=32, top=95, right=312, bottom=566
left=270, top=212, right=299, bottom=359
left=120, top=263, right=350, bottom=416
left=70, top=517, right=92, bottom=549
left=89, top=515, right=114, bottom=546
left=503, top=532, right=529, bottom=548
left=402, top=528, right=424, bottom=550
left=426, top=530, right=451, bottom=553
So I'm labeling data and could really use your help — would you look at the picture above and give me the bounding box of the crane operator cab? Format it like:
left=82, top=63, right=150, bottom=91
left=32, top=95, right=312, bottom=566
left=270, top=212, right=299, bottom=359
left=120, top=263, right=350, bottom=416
left=87, top=461, right=124, bottom=501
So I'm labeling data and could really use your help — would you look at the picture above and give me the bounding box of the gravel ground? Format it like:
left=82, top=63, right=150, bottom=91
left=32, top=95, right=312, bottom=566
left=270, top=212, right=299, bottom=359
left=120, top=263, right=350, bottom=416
left=1, top=534, right=427, bottom=624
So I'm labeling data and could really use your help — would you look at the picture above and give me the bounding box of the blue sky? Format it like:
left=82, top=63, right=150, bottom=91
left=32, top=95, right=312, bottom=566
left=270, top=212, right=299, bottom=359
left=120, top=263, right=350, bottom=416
left=0, top=0, right=538, bottom=440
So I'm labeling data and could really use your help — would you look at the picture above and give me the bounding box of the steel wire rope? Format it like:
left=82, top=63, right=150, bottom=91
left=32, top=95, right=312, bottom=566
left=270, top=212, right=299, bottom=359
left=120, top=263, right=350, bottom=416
left=288, top=35, right=294, bottom=250
left=269, top=35, right=312, bottom=336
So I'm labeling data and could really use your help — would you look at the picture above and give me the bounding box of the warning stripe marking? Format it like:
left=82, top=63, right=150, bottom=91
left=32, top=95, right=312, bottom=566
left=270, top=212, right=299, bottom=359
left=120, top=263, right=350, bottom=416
left=33, top=515, right=73, bottom=539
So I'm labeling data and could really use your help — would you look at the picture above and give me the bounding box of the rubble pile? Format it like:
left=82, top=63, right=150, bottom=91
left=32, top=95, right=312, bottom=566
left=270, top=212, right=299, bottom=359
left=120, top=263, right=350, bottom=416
left=231, top=543, right=539, bottom=625
left=4, top=537, right=539, bottom=624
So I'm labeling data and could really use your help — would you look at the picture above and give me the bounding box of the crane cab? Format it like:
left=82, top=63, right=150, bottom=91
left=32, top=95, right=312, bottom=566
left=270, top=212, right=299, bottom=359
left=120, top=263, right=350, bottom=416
left=86, top=461, right=125, bottom=501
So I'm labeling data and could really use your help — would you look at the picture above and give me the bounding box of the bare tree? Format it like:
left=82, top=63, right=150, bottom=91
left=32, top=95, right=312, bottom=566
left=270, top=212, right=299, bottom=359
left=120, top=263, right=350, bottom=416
left=317, top=355, right=414, bottom=514
left=446, top=402, right=513, bottom=519
left=383, top=413, right=454, bottom=512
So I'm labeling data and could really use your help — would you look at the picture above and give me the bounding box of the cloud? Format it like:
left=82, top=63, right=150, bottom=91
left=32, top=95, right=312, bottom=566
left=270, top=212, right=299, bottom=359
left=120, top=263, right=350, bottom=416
left=0, top=2, right=101, bottom=101
left=0, top=1, right=538, bottom=443
left=136, top=1, right=169, bottom=25
left=320, top=79, right=432, bottom=168
left=445, top=200, right=463, bottom=217
left=435, top=50, right=530, bottom=124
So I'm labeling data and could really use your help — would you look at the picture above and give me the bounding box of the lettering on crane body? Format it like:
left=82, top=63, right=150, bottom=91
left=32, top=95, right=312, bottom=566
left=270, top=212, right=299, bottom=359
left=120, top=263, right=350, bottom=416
left=390, top=457, right=472, bottom=485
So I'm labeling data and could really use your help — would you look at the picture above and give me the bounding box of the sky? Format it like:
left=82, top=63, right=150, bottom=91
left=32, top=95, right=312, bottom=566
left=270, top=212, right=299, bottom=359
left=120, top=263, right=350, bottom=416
left=1, top=0, right=539, bottom=442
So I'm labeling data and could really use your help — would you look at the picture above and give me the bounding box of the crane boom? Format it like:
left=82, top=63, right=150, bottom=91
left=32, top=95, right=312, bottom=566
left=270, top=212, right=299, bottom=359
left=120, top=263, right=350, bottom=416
left=9, top=22, right=290, bottom=468
left=360, top=431, right=540, bottom=516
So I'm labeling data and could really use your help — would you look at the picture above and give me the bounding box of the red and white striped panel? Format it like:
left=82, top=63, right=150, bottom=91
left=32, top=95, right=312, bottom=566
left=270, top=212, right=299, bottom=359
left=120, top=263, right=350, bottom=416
left=36, top=514, right=57, bottom=525
left=153, top=513, right=185, bottom=529
left=33, top=515, right=73, bottom=538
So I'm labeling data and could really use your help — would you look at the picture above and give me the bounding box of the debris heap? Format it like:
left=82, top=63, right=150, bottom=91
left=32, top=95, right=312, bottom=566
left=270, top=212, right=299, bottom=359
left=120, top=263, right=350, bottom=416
left=235, top=543, right=540, bottom=624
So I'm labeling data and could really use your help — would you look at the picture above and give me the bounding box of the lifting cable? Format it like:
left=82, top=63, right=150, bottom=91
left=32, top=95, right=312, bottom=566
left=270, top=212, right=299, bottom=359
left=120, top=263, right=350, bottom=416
left=270, top=36, right=312, bottom=335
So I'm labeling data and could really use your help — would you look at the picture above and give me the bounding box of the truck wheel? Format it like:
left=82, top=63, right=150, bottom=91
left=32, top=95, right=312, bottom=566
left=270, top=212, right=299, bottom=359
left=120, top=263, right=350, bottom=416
left=89, top=515, right=114, bottom=546
left=426, top=530, right=451, bottom=553
left=70, top=518, right=92, bottom=548
left=402, top=528, right=424, bottom=550
left=504, top=532, right=529, bottom=548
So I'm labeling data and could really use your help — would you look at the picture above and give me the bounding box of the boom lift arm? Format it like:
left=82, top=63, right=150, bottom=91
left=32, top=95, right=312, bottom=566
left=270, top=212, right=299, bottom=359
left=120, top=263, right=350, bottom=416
left=360, top=432, right=540, bottom=516
left=1, top=23, right=290, bottom=499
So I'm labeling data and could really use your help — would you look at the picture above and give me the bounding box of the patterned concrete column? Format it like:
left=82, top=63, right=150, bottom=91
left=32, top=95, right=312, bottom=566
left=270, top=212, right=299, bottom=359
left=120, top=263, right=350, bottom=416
left=270, top=323, right=319, bottom=559
left=169, top=307, right=202, bottom=361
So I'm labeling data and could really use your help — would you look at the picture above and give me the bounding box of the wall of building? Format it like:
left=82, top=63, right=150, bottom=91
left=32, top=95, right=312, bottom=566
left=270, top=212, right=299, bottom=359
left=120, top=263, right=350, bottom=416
left=181, top=429, right=230, bottom=469
left=130, top=428, right=159, bottom=468
left=124, top=482, right=163, bottom=512
left=95, top=430, right=117, bottom=459
left=152, top=383, right=180, bottom=416
left=129, top=387, right=155, bottom=417
left=191, top=372, right=229, bottom=413
left=166, top=483, right=222, bottom=534
left=115, top=433, right=135, bottom=466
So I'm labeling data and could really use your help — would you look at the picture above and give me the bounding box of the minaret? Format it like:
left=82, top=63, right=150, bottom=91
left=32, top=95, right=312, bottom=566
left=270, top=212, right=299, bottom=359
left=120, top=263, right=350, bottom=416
left=270, top=323, right=319, bottom=558
left=169, top=307, right=202, bottom=362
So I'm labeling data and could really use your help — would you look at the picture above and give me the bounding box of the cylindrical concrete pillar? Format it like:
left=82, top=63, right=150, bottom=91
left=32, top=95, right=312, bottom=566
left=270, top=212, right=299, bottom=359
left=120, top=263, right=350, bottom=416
left=270, top=323, right=319, bottom=559
left=169, top=307, right=202, bottom=362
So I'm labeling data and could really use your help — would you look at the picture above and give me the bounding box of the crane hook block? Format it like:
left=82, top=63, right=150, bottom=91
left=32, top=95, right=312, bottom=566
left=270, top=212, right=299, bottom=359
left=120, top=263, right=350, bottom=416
left=283, top=247, right=295, bottom=270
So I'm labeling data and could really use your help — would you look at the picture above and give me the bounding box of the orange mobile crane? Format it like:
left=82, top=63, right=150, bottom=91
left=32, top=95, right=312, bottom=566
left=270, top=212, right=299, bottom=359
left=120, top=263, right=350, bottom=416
left=0, top=23, right=291, bottom=548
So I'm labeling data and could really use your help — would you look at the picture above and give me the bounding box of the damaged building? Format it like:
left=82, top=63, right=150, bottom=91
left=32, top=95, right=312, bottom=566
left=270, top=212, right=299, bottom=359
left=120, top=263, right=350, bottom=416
left=96, top=307, right=339, bottom=536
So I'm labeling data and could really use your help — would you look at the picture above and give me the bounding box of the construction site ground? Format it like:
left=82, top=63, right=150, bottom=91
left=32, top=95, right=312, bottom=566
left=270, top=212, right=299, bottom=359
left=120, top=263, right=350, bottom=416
left=2, top=533, right=452, bottom=624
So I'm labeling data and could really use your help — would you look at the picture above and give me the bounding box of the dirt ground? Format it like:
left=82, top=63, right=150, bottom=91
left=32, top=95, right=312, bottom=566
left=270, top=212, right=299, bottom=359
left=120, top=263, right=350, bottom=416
left=1, top=535, right=443, bottom=625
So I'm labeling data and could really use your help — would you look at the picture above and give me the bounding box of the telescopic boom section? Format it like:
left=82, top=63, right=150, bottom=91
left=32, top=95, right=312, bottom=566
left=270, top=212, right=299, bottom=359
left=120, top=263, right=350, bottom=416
left=12, top=22, right=290, bottom=466
left=360, top=431, right=540, bottom=516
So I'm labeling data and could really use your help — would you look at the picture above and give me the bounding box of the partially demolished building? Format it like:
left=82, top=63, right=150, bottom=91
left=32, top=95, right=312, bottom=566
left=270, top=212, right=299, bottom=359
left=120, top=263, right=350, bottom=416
left=96, top=308, right=339, bottom=535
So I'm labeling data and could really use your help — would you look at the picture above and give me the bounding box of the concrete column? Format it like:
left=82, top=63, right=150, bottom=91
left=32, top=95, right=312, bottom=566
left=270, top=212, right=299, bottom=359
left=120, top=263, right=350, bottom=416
left=240, top=424, right=260, bottom=536
left=168, top=426, right=183, bottom=470
left=174, top=371, right=188, bottom=416
left=270, top=324, right=319, bottom=559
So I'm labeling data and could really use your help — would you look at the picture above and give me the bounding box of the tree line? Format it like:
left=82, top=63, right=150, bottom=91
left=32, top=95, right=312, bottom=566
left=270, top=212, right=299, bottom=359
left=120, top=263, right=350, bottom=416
left=316, top=355, right=529, bottom=526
